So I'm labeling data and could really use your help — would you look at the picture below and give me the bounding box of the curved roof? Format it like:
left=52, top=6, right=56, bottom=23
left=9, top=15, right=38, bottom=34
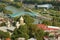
left=10, top=12, right=37, bottom=17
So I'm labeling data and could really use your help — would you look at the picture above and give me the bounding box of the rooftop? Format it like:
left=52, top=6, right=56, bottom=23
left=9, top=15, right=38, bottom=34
left=0, top=26, right=16, bottom=32
left=37, top=4, right=53, bottom=8
left=37, top=24, right=60, bottom=31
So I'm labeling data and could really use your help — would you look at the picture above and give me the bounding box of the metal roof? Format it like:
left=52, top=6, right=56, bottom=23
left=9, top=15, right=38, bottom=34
left=9, top=12, right=38, bottom=17
left=37, top=4, right=52, bottom=8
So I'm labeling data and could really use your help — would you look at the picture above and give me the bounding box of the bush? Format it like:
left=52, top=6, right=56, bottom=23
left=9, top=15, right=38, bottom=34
left=0, top=31, right=10, bottom=38
left=0, top=22, right=6, bottom=26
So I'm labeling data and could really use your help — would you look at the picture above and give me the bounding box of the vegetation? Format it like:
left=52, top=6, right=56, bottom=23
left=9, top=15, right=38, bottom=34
left=42, top=20, right=52, bottom=26
left=0, top=4, right=7, bottom=12
left=3, top=9, right=12, bottom=14
left=0, top=3, right=12, bottom=14
left=11, top=25, right=29, bottom=40
left=0, top=0, right=60, bottom=40
left=1, top=0, right=13, bottom=3
left=32, top=9, right=60, bottom=27
left=11, top=15, right=45, bottom=40
left=23, top=15, right=34, bottom=24
left=0, top=31, right=10, bottom=39
left=10, top=2, right=22, bottom=8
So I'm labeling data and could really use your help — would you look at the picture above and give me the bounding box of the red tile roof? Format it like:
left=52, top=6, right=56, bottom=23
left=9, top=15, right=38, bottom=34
left=37, top=24, right=59, bottom=31
left=37, top=24, right=48, bottom=30
left=5, top=38, right=11, bottom=40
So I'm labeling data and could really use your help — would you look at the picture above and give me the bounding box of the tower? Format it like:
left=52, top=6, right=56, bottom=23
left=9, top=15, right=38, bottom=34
left=20, top=16, right=25, bottom=25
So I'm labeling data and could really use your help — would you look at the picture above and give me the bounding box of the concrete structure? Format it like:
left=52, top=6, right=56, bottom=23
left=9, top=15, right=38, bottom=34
left=48, top=26, right=60, bottom=30
left=20, top=16, right=25, bottom=25
left=7, top=21, right=11, bottom=27
left=0, top=26, right=15, bottom=32
left=0, top=16, right=60, bottom=40
left=28, top=38, right=36, bottom=40
left=0, top=16, right=25, bottom=32
left=37, top=4, right=53, bottom=9
left=16, top=22, right=20, bottom=28
left=16, top=16, right=25, bottom=28
left=17, top=38, right=25, bottom=40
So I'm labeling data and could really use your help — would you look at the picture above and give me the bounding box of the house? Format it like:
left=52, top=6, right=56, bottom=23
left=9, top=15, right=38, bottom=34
left=37, top=24, right=60, bottom=32
left=37, top=24, right=60, bottom=39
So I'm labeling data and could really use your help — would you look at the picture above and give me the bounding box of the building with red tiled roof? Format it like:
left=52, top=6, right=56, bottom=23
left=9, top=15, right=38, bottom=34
left=37, top=24, right=48, bottom=30
left=37, top=24, right=60, bottom=32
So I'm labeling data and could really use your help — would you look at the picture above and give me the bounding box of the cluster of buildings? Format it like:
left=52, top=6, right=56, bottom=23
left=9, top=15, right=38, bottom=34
left=0, top=15, right=60, bottom=40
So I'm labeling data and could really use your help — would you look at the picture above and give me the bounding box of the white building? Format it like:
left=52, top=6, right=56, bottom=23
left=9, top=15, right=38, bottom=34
left=37, top=4, right=53, bottom=9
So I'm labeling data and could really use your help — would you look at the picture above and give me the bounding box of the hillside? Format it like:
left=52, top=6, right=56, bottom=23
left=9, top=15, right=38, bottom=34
left=0, top=0, right=60, bottom=27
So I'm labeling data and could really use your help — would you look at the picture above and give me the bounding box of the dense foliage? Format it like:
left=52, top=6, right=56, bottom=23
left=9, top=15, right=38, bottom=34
left=11, top=15, right=45, bottom=40
left=10, top=2, right=22, bottom=8
left=3, top=9, right=12, bottom=14
left=0, top=31, right=10, bottom=38
left=0, top=4, right=6, bottom=12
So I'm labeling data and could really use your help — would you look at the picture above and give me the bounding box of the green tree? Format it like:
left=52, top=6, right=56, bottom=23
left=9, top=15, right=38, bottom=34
left=3, top=9, right=12, bottom=14
left=15, top=2, right=22, bottom=8
left=11, top=25, right=29, bottom=40
left=35, top=29, right=44, bottom=40
left=11, top=15, right=45, bottom=40
left=0, top=31, right=10, bottom=39
left=11, top=2, right=22, bottom=8
left=2, top=0, right=13, bottom=3
left=28, top=24, right=45, bottom=40
left=42, top=20, right=52, bottom=26
left=44, top=32, right=49, bottom=37
left=0, top=4, right=7, bottom=12
left=23, top=15, right=34, bottom=24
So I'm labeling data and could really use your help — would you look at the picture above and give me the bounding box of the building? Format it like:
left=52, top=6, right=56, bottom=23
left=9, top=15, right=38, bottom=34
left=37, top=24, right=60, bottom=39
left=36, top=4, right=53, bottom=9
left=37, top=24, right=60, bottom=32
left=0, top=16, right=60, bottom=40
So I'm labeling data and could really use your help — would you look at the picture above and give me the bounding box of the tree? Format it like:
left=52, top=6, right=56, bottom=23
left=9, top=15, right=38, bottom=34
left=11, top=15, right=45, bottom=40
left=11, top=25, right=29, bottom=40
left=15, top=2, right=22, bottom=8
left=0, top=4, right=7, bottom=12
left=11, top=2, right=22, bottom=8
left=0, top=31, right=10, bottom=39
left=28, top=24, right=45, bottom=40
left=11, top=24, right=45, bottom=40
left=2, top=0, right=13, bottom=3
left=23, top=15, right=34, bottom=24
left=42, top=20, right=52, bottom=26
left=3, top=9, right=12, bottom=14
left=44, top=32, right=49, bottom=37
left=35, top=29, right=44, bottom=40
left=28, top=24, right=38, bottom=38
